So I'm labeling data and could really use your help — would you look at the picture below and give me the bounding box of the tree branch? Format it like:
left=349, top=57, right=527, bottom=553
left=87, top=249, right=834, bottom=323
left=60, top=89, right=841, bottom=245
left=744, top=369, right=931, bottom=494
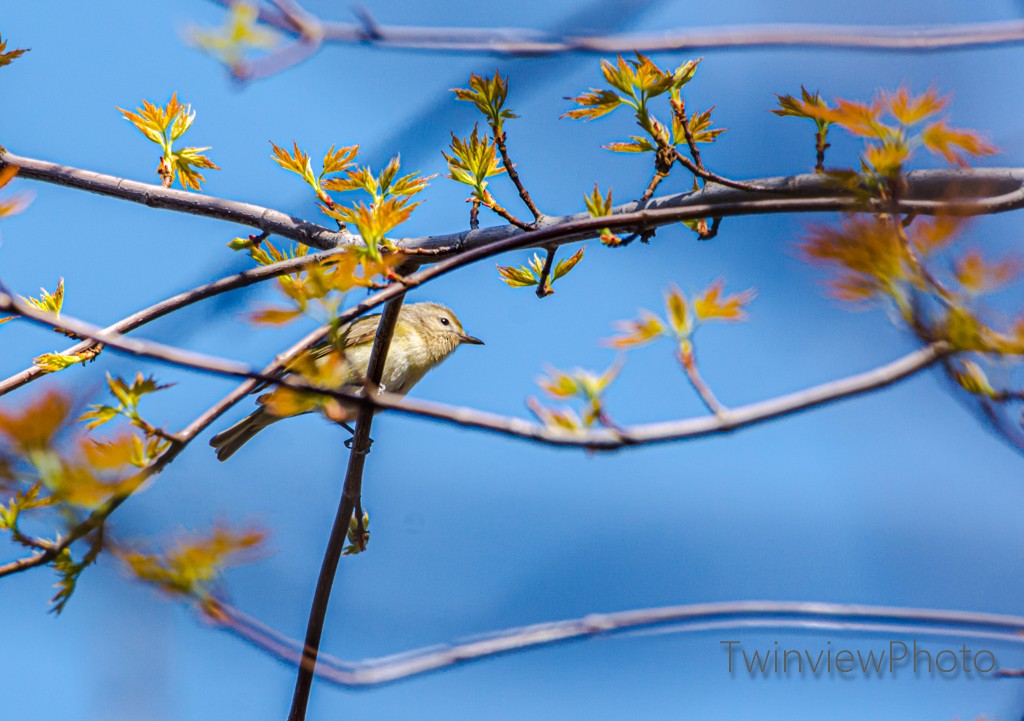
left=0, top=289, right=954, bottom=450
left=209, top=4, right=1024, bottom=56
left=209, top=597, right=1024, bottom=687
left=287, top=296, right=405, bottom=721
left=0, top=247, right=346, bottom=398
left=5, top=150, right=1024, bottom=261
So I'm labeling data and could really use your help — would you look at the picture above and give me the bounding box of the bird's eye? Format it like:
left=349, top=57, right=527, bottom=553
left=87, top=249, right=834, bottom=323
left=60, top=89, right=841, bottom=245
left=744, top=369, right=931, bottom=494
left=439, top=316, right=450, bottom=326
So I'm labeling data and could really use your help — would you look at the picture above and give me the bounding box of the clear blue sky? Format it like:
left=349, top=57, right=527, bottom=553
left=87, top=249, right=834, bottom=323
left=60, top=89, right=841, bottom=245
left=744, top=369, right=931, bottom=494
left=4, top=1, right=1024, bottom=719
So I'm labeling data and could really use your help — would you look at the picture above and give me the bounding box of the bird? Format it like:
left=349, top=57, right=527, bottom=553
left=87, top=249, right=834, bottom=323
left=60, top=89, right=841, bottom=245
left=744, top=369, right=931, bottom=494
left=209, top=302, right=483, bottom=461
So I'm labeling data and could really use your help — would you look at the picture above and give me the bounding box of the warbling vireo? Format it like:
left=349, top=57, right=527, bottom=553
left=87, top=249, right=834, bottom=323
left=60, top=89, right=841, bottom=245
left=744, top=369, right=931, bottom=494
left=210, top=302, right=483, bottom=461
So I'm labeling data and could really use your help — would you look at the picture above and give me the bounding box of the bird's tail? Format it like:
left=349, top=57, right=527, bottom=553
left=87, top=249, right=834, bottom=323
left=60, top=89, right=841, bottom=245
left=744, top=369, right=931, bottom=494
left=209, top=407, right=279, bottom=461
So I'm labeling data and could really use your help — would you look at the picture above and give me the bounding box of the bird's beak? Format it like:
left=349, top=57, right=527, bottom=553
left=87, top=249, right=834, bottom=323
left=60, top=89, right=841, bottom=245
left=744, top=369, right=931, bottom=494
left=459, top=333, right=485, bottom=345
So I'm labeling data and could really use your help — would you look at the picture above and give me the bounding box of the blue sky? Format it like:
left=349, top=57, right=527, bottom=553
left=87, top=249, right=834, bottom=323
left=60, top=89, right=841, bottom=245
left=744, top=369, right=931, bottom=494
left=4, top=1, right=1024, bottom=719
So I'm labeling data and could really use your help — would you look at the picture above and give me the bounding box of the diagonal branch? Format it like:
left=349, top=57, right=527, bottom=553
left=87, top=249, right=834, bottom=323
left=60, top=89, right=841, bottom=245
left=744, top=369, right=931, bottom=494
left=0, top=289, right=954, bottom=451
left=0, top=247, right=347, bottom=398
left=287, top=296, right=405, bottom=721
left=0, top=150, right=353, bottom=251
left=0, top=323, right=332, bottom=580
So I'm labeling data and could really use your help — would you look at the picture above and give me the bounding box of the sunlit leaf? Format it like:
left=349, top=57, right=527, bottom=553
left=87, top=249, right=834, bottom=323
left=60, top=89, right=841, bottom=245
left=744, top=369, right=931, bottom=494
left=665, top=285, right=690, bottom=335
left=605, top=310, right=666, bottom=349
left=0, top=389, right=71, bottom=453
left=693, top=280, right=756, bottom=322
left=921, top=120, right=998, bottom=167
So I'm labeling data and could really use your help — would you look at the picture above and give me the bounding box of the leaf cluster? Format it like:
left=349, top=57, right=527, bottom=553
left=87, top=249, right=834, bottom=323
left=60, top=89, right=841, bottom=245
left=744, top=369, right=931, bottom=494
left=452, top=71, right=518, bottom=136
left=497, top=247, right=584, bottom=292
left=606, top=281, right=755, bottom=352
left=530, top=360, right=622, bottom=432
left=118, top=93, right=220, bottom=190
left=270, top=141, right=430, bottom=258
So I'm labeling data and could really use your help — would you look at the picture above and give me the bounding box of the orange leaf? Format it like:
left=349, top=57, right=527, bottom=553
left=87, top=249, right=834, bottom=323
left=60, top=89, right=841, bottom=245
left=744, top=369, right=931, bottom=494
left=604, top=310, right=665, bottom=349
left=921, top=120, right=997, bottom=166
left=693, top=280, right=756, bottom=322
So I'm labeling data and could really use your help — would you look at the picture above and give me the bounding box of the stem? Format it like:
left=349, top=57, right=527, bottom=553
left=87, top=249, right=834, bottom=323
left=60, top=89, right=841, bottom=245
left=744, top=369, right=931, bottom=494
left=495, top=130, right=542, bottom=221
left=679, top=346, right=726, bottom=415
left=287, top=296, right=405, bottom=721
left=671, top=97, right=704, bottom=171
left=672, top=149, right=771, bottom=193
left=535, top=247, right=556, bottom=298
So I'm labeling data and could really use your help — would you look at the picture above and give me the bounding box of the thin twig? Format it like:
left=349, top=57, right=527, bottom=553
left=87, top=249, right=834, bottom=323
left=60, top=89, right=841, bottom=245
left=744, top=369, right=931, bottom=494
left=679, top=347, right=726, bottom=415
left=480, top=191, right=531, bottom=230
left=672, top=148, right=771, bottom=193
left=287, top=296, right=405, bottom=721
left=0, top=247, right=347, bottom=398
left=494, top=131, right=541, bottom=221
left=208, top=597, right=1024, bottom=687
left=639, top=171, right=668, bottom=203
left=0, top=151, right=353, bottom=251
left=232, top=0, right=324, bottom=80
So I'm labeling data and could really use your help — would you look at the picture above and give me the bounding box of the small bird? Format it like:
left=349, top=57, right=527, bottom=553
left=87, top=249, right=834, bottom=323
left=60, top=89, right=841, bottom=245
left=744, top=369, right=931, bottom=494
left=210, top=302, right=483, bottom=461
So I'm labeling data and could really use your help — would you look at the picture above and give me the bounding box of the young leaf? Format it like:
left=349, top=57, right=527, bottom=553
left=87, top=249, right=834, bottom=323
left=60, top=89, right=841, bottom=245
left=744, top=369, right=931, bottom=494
left=562, top=89, right=624, bottom=121
left=665, top=285, right=690, bottom=336
left=0, top=389, right=71, bottom=453
left=33, top=353, right=83, bottom=372
left=452, top=71, right=518, bottom=134
left=605, top=311, right=666, bottom=349
left=0, top=34, right=29, bottom=68
left=270, top=141, right=316, bottom=186
left=552, top=247, right=585, bottom=281
left=0, top=166, right=31, bottom=219
left=22, top=278, right=64, bottom=315
left=497, top=262, right=539, bottom=288
left=584, top=184, right=613, bottom=218
left=693, top=280, right=756, bottom=322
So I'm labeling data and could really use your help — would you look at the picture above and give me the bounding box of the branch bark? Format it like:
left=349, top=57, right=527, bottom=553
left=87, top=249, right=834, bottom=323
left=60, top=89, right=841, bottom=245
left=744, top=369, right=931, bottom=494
left=287, top=296, right=405, bottom=721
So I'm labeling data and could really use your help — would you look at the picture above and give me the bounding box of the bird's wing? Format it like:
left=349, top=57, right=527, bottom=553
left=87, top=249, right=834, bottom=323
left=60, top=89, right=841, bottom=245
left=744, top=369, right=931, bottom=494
left=307, top=313, right=382, bottom=361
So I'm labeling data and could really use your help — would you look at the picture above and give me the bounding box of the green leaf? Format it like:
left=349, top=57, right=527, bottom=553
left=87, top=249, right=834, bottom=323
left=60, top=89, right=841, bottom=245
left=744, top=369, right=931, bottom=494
left=33, top=353, right=83, bottom=372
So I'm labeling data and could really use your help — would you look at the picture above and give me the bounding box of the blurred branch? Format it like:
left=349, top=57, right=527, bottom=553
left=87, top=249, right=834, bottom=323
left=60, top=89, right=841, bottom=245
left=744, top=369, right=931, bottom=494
left=287, top=296, right=405, bottom=721
left=5, top=150, right=1024, bottom=259
left=0, top=323, right=331, bottom=580
left=210, top=597, right=1024, bottom=686
left=0, top=247, right=346, bottom=398
left=0, top=291, right=954, bottom=450
left=208, top=3, right=1024, bottom=56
